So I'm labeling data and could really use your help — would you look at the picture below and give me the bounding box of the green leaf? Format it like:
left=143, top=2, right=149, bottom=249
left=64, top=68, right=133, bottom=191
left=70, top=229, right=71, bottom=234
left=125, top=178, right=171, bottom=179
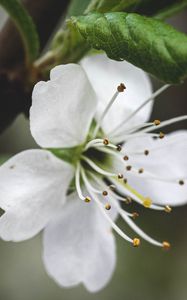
left=0, top=0, right=40, bottom=63
left=73, top=12, right=187, bottom=83
left=85, top=0, right=140, bottom=13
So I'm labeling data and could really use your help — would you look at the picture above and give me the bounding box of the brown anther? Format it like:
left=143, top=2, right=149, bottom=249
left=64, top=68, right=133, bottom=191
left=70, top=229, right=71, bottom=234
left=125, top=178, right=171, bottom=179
left=105, top=203, right=111, bottom=210
left=133, top=238, right=141, bottom=247
left=159, top=132, right=165, bottom=139
left=102, top=191, right=108, bottom=196
left=109, top=184, right=116, bottom=191
left=132, top=212, right=139, bottom=219
left=179, top=180, right=184, bottom=185
left=117, top=83, right=126, bottom=93
left=138, top=168, right=144, bottom=174
left=123, top=178, right=128, bottom=184
left=165, top=205, right=172, bottom=213
left=126, top=165, right=132, bottom=171
left=123, top=155, right=129, bottom=161
left=118, top=173, right=123, bottom=179
left=125, top=196, right=132, bottom=204
left=154, top=119, right=161, bottom=126
left=103, top=138, right=109, bottom=145
left=117, top=144, right=122, bottom=152
left=144, top=150, right=149, bottom=156
left=162, top=241, right=171, bottom=250
left=84, top=196, right=91, bottom=203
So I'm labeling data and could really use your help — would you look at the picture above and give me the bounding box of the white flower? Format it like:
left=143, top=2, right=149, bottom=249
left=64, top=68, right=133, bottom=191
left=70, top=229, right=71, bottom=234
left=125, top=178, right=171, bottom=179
left=0, top=54, right=187, bottom=292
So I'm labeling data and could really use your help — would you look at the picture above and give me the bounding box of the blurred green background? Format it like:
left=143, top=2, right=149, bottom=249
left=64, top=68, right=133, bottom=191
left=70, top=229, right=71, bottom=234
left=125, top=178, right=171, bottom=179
left=0, top=6, right=187, bottom=300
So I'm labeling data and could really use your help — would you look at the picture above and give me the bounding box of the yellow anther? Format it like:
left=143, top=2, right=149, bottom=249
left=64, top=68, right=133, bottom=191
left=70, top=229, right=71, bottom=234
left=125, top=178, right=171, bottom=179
left=105, top=203, right=111, bottom=210
left=154, top=119, right=161, bottom=126
left=117, top=83, right=126, bottom=93
left=165, top=205, right=172, bottom=213
left=143, top=197, right=152, bottom=208
left=162, top=241, right=171, bottom=250
left=84, top=196, right=91, bottom=203
left=132, top=212, right=139, bottom=219
left=103, top=138, right=109, bottom=145
left=102, top=191, right=108, bottom=196
left=159, top=132, right=165, bottom=139
left=133, top=238, right=141, bottom=247
left=123, top=155, right=129, bottom=161
left=144, top=150, right=149, bottom=156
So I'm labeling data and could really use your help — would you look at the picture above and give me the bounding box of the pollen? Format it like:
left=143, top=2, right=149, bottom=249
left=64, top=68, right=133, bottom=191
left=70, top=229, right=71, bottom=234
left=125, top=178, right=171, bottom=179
left=103, top=138, right=109, bottom=145
left=102, top=191, right=108, bottom=196
left=159, top=132, right=165, bottom=139
left=132, top=212, right=139, bottom=219
left=84, top=196, right=91, bottom=203
left=162, top=241, right=171, bottom=250
left=105, top=203, right=111, bottom=210
left=117, top=83, right=126, bottom=93
left=133, top=238, right=141, bottom=247
left=123, top=155, right=129, bottom=161
left=154, top=119, right=161, bottom=126
left=165, top=205, right=172, bottom=213
left=143, top=197, right=152, bottom=208
left=144, top=150, right=149, bottom=156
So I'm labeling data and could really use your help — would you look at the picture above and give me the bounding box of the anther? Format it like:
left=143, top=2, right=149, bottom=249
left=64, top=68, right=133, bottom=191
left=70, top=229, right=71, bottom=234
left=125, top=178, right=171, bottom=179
left=117, top=83, right=126, bottom=93
left=102, top=191, right=108, bottom=196
left=123, top=155, right=129, bottom=161
left=109, top=184, right=116, bottom=191
left=125, top=196, right=132, bottom=204
left=165, top=205, right=172, bottom=213
left=105, top=203, right=111, bottom=210
left=126, top=165, right=132, bottom=171
left=103, top=138, right=109, bottom=145
left=123, top=178, right=128, bottom=184
left=133, top=238, right=141, bottom=247
left=118, top=173, right=123, bottom=179
left=143, top=198, right=152, bottom=208
left=132, top=212, right=139, bottom=219
left=179, top=180, right=184, bottom=185
left=138, top=168, right=144, bottom=174
left=144, top=150, right=149, bottom=156
left=117, top=144, right=122, bottom=151
left=154, top=119, right=161, bottom=126
left=159, top=132, right=165, bottom=139
left=84, top=196, right=91, bottom=203
left=162, top=241, right=171, bottom=250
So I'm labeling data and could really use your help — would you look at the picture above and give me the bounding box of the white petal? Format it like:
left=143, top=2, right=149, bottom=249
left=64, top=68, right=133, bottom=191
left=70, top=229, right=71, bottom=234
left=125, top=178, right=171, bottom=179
left=0, top=150, right=74, bottom=241
left=113, top=131, right=187, bottom=206
left=80, top=54, right=152, bottom=136
left=43, top=193, right=116, bottom=292
left=30, top=64, right=97, bottom=148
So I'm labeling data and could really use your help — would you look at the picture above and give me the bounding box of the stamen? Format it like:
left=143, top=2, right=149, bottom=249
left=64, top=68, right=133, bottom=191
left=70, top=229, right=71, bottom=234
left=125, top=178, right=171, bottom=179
left=107, top=84, right=170, bottom=137
left=138, top=168, right=144, bottom=174
left=165, top=206, right=172, bottom=213
left=144, top=150, right=149, bottom=156
left=102, top=190, right=108, bottom=196
left=132, top=212, right=139, bottom=219
left=81, top=156, right=116, bottom=177
left=103, top=138, right=109, bottom=145
left=126, top=165, right=132, bottom=171
left=105, top=203, right=111, bottom=210
left=93, top=83, right=126, bottom=138
left=179, top=180, right=184, bottom=185
left=123, top=155, right=129, bottom=161
left=133, top=238, right=141, bottom=247
left=75, top=163, right=91, bottom=202
left=159, top=132, right=165, bottom=139
left=162, top=241, right=171, bottom=250
left=154, top=119, right=161, bottom=126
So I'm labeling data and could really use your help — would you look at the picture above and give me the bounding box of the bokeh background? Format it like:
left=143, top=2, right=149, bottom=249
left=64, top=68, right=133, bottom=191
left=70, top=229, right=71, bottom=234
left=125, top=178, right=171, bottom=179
left=0, top=5, right=187, bottom=300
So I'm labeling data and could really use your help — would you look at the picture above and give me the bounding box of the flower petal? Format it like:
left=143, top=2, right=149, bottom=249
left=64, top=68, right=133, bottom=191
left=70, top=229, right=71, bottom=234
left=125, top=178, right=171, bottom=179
left=113, top=131, right=187, bottom=206
left=43, top=193, right=116, bottom=292
left=80, top=54, right=152, bottom=137
left=30, top=64, right=97, bottom=148
left=0, top=150, right=74, bottom=241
